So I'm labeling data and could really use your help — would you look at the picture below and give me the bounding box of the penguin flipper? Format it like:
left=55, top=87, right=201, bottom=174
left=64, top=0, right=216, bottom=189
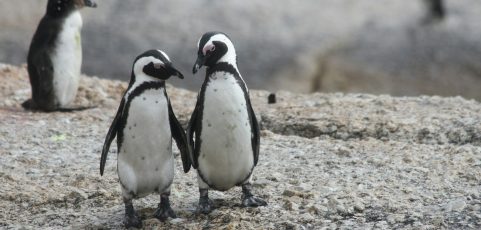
left=187, top=97, right=201, bottom=169
left=167, top=98, right=191, bottom=173
left=247, top=99, right=260, bottom=166
left=100, top=98, right=125, bottom=176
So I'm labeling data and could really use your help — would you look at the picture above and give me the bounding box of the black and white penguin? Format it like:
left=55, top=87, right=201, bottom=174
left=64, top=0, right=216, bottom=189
left=100, top=50, right=191, bottom=228
left=185, top=32, right=267, bottom=214
left=22, top=0, right=97, bottom=112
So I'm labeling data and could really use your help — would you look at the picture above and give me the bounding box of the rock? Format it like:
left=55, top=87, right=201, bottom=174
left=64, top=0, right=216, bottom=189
left=282, top=221, right=301, bottom=230
left=446, top=199, right=467, bottom=212
left=252, top=178, right=270, bottom=188
left=432, top=215, right=446, bottom=227
left=169, top=218, right=185, bottom=224
left=300, top=212, right=314, bottom=222
left=67, top=189, right=88, bottom=203
left=283, top=200, right=298, bottom=211
left=335, top=146, right=351, bottom=157
left=283, top=189, right=298, bottom=197
left=282, top=189, right=313, bottom=199
left=266, top=172, right=284, bottom=182
left=353, top=201, right=365, bottom=213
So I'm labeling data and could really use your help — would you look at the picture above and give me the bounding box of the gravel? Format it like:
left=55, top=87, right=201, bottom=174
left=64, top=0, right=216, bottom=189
left=1, top=64, right=481, bottom=229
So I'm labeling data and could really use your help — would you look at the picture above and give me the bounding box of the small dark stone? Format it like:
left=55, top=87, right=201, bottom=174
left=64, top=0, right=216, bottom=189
left=141, top=156, right=145, bottom=160
left=132, top=136, right=135, bottom=139
left=268, top=93, right=276, bottom=104
left=155, top=167, right=159, bottom=171
left=156, top=101, right=159, bottom=104
left=129, top=126, right=132, bottom=130
left=214, top=89, right=218, bottom=92
left=208, top=123, right=212, bottom=127
left=143, top=97, right=146, bottom=100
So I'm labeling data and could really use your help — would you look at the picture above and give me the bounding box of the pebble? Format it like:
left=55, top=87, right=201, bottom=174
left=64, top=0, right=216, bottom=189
left=446, top=199, right=467, bottom=212
left=308, top=204, right=328, bottom=215
left=300, top=213, right=314, bottom=222
left=335, top=146, right=351, bottom=157
left=284, top=199, right=299, bottom=211
left=66, top=189, right=88, bottom=204
left=354, top=201, right=365, bottom=213
left=282, top=189, right=300, bottom=197
left=253, top=178, right=270, bottom=188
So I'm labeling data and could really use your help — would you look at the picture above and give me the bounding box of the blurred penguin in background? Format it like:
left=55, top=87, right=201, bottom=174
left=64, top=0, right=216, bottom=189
left=22, top=0, right=97, bottom=112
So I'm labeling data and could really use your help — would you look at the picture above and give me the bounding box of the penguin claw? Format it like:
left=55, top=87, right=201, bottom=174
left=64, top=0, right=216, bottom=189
left=124, top=212, right=142, bottom=229
left=197, top=197, right=214, bottom=214
left=242, top=196, right=268, bottom=207
left=153, top=205, right=176, bottom=221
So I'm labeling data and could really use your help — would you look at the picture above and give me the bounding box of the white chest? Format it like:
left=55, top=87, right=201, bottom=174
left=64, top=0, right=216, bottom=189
left=51, top=11, right=83, bottom=106
left=198, top=72, right=254, bottom=189
left=117, top=88, right=174, bottom=197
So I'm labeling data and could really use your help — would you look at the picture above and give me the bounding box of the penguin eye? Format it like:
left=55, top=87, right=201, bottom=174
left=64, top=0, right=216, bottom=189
left=203, top=45, right=215, bottom=55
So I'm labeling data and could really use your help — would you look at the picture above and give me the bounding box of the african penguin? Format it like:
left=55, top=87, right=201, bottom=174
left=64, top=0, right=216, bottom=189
left=100, top=50, right=190, bottom=228
left=22, top=0, right=97, bottom=112
left=185, top=32, right=267, bottom=214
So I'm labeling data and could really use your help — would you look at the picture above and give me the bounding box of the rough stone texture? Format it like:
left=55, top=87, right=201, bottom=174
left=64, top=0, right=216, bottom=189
left=1, top=64, right=481, bottom=229
left=2, top=0, right=481, bottom=100
left=277, top=14, right=481, bottom=100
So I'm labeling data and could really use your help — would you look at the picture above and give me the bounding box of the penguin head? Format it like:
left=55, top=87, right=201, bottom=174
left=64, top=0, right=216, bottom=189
left=132, top=50, right=184, bottom=82
left=193, top=32, right=237, bottom=74
left=47, top=0, right=97, bottom=17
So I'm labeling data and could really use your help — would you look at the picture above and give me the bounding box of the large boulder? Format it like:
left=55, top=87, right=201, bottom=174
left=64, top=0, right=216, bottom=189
left=0, top=0, right=424, bottom=89
left=1, top=0, right=480, bottom=100
left=274, top=0, right=481, bottom=100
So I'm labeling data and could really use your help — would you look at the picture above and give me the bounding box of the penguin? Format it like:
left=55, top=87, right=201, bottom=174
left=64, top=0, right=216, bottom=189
left=22, top=0, right=97, bottom=112
left=185, top=32, right=267, bottom=214
left=100, top=50, right=191, bottom=228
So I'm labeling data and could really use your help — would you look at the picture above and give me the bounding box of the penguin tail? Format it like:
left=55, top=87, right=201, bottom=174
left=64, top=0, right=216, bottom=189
left=21, top=99, right=35, bottom=110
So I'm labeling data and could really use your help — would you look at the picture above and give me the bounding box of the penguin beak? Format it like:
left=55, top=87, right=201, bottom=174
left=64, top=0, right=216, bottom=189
left=84, top=0, right=97, bottom=8
left=168, top=65, right=184, bottom=79
left=192, top=55, right=206, bottom=74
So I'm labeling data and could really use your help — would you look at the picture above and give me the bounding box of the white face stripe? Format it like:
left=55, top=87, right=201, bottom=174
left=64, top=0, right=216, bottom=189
left=133, top=56, right=164, bottom=77
left=158, top=50, right=171, bottom=62
left=197, top=37, right=202, bottom=49
left=202, top=34, right=237, bottom=66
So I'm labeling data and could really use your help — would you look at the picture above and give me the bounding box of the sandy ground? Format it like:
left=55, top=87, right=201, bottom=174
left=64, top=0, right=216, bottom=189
left=1, top=64, right=481, bottom=229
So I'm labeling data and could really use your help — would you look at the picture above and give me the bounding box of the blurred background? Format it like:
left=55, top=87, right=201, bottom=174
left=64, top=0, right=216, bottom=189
left=0, top=0, right=480, bottom=99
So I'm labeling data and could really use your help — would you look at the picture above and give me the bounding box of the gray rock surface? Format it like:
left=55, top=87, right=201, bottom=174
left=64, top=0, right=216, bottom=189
left=2, top=0, right=481, bottom=99
left=277, top=14, right=481, bottom=99
left=1, top=64, right=481, bottom=229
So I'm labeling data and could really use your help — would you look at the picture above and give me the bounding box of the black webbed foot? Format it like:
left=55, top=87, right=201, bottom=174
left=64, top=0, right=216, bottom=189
left=241, top=183, right=267, bottom=207
left=197, top=188, right=214, bottom=214
left=242, top=195, right=268, bottom=207
left=124, top=200, right=142, bottom=228
left=153, top=194, right=176, bottom=221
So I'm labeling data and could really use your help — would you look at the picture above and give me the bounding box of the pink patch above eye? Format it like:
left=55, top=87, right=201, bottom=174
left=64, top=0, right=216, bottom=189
left=203, top=44, right=215, bottom=55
